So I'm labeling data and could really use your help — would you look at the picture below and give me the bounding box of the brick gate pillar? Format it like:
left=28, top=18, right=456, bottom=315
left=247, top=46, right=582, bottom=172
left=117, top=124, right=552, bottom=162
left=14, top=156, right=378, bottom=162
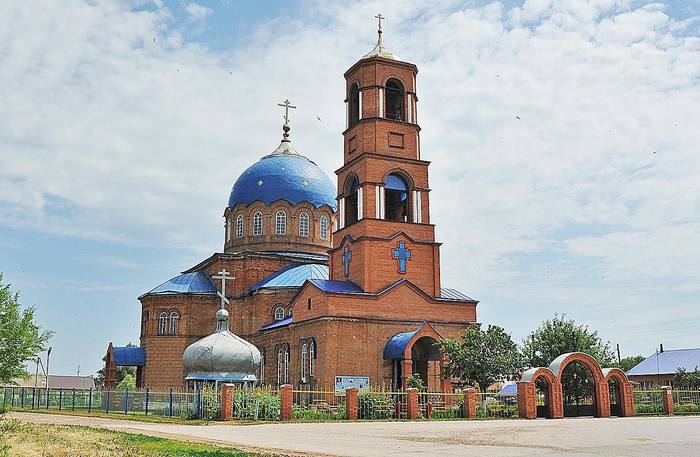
left=463, top=388, right=477, bottom=418
left=280, top=384, right=293, bottom=421
left=220, top=383, right=235, bottom=420
left=661, top=386, right=674, bottom=416
left=596, top=380, right=611, bottom=418
left=517, top=381, right=536, bottom=419
left=621, top=382, right=635, bottom=417
left=402, top=359, right=413, bottom=390
left=406, top=388, right=419, bottom=419
left=346, top=387, right=358, bottom=420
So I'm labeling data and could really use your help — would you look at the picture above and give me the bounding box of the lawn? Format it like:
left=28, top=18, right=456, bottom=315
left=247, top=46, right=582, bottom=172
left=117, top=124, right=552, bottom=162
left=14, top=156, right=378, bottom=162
left=0, top=417, right=287, bottom=457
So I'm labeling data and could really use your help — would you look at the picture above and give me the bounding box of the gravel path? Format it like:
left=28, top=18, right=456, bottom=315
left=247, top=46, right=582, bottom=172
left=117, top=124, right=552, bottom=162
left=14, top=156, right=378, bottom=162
left=11, top=412, right=700, bottom=456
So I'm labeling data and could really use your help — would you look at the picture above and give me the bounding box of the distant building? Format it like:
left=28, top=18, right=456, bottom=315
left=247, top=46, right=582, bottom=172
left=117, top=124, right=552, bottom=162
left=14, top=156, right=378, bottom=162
left=627, top=347, right=700, bottom=388
left=3, top=375, right=95, bottom=390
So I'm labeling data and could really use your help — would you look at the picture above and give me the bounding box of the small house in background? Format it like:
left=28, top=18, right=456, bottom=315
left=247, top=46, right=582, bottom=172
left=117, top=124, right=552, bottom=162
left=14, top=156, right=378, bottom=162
left=3, top=374, right=95, bottom=390
left=627, top=346, right=700, bottom=388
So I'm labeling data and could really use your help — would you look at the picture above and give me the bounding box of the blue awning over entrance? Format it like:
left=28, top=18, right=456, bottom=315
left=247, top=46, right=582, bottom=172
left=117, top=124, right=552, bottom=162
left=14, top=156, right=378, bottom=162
left=383, top=328, right=420, bottom=360
left=113, top=347, right=146, bottom=366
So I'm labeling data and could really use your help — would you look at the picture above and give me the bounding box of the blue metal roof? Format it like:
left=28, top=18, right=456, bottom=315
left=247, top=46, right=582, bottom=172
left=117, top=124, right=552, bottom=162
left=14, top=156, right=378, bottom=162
left=228, top=155, right=336, bottom=209
left=260, top=316, right=293, bottom=331
left=627, top=348, right=700, bottom=376
left=147, top=271, right=217, bottom=295
left=498, top=382, right=517, bottom=395
left=440, top=288, right=474, bottom=301
left=249, top=264, right=328, bottom=292
left=383, top=328, right=420, bottom=359
left=112, top=347, right=146, bottom=366
left=308, top=279, right=364, bottom=294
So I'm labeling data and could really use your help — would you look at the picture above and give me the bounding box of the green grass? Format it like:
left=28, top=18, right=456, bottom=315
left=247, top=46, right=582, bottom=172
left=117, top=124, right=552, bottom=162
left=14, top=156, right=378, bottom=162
left=124, top=434, right=281, bottom=456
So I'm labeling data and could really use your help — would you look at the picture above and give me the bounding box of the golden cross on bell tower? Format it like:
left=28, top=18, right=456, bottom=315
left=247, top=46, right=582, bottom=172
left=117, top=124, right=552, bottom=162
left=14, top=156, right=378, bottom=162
left=375, top=13, right=385, bottom=34
left=277, top=98, right=297, bottom=142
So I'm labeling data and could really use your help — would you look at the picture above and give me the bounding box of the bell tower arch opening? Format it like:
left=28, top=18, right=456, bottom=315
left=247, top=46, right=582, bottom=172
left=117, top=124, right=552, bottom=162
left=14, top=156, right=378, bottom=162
left=349, top=83, right=360, bottom=127
left=343, top=175, right=359, bottom=227
left=385, top=173, right=409, bottom=222
left=385, top=78, right=405, bottom=121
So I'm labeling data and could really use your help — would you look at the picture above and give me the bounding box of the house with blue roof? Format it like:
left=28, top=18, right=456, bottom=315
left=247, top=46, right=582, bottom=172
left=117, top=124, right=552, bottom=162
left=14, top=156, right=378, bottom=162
left=104, top=28, right=478, bottom=392
left=627, top=346, right=700, bottom=388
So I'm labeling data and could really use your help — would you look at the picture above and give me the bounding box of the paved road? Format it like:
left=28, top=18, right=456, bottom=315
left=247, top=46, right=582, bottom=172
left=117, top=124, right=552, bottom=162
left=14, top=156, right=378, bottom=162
left=11, top=412, right=700, bottom=456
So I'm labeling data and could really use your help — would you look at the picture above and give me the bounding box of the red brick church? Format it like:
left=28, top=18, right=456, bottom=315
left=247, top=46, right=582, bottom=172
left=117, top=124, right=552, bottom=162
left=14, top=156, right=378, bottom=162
left=104, top=23, right=478, bottom=392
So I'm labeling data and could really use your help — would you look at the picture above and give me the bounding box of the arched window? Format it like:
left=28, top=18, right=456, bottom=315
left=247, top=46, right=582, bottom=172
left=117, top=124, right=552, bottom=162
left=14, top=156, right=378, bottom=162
left=252, top=211, right=263, bottom=236
left=169, top=311, right=179, bottom=335
left=385, top=173, right=409, bottom=222
left=236, top=214, right=244, bottom=238
left=349, top=84, right=360, bottom=126
left=320, top=215, right=329, bottom=240
left=344, top=176, right=359, bottom=227
left=300, top=341, right=308, bottom=383
left=275, top=211, right=287, bottom=235
left=298, top=212, right=309, bottom=237
left=308, top=338, right=316, bottom=378
left=274, top=306, right=285, bottom=321
left=277, top=344, right=289, bottom=385
left=158, top=312, right=167, bottom=335
left=385, top=78, right=405, bottom=121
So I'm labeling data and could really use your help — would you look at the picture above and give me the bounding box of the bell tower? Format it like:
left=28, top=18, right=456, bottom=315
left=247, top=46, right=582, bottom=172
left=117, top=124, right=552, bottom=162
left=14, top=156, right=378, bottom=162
left=330, top=16, right=441, bottom=297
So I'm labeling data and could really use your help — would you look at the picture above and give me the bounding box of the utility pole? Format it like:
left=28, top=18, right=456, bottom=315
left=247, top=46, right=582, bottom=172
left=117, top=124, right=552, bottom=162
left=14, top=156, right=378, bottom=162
left=616, top=344, right=621, bottom=365
left=45, top=347, right=52, bottom=407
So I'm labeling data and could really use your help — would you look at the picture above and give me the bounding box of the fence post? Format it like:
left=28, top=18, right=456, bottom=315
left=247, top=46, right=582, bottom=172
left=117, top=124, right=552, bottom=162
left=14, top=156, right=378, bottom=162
left=280, top=384, right=293, bottom=421
left=11, top=387, right=15, bottom=408
left=31, top=387, right=36, bottom=409
left=426, top=401, right=433, bottom=420
left=346, top=387, right=358, bottom=420
left=196, top=387, right=201, bottom=419
left=145, top=388, right=149, bottom=416
left=106, top=390, right=110, bottom=414
left=463, top=388, right=478, bottom=419
left=220, top=384, right=235, bottom=420
left=88, top=388, right=92, bottom=413
left=72, top=389, right=76, bottom=411
left=46, top=387, right=50, bottom=409
left=2, top=388, right=6, bottom=410
left=20, top=388, right=25, bottom=409
left=661, top=386, right=674, bottom=416
left=406, top=388, right=419, bottom=420
left=169, top=388, right=173, bottom=417
left=58, top=389, right=63, bottom=411
left=124, top=387, right=129, bottom=415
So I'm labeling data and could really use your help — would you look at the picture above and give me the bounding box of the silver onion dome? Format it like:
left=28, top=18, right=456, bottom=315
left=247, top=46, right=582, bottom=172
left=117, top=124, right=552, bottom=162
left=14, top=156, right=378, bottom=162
left=183, top=308, right=261, bottom=382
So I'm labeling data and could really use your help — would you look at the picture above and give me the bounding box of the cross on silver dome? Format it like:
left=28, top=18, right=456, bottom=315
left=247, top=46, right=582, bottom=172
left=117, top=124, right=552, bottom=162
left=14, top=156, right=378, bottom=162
left=362, top=13, right=397, bottom=60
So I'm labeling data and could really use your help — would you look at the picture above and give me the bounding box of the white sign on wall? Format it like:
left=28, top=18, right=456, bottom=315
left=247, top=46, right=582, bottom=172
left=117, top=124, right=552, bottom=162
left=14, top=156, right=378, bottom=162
left=334, top=375, right=370, bottom=392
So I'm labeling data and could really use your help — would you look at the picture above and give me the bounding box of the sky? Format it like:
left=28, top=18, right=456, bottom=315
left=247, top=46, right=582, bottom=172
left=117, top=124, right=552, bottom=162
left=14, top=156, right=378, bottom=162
left=1, top=0, right=699, bottom=377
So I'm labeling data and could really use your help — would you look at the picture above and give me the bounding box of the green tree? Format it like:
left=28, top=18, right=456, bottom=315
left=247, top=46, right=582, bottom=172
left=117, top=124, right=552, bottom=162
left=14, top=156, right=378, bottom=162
left=0, top=274, right=53, bottom=384
left=674, top=367, right=700, bottom=390
left=618, top=355, right=646, bottom=373
left=522, top=314, right=615, bottom=408
left=437, top=324, right=523, bottom=391
left=116, top=373, right=136, bottom=391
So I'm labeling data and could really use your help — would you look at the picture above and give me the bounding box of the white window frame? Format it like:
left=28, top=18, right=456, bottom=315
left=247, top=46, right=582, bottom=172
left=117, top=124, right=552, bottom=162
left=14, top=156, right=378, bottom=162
left=275, top=211, right=287, bottom=235
left=253, top=211, right=263, bottom=236
left=300, top=341, right=308, bottom=383
left=320, top=215, right=329, bottom=240
left=236, top=214, right=244, bottom=238
left=169, top=311, right=179, bottom=335
left=274, top=306, right=285, bottom=321
left=158, top=312, right=167, bottom=335
left=309, top=339, right=315, bottom=377
left=299, top=212, right=309, bottom=237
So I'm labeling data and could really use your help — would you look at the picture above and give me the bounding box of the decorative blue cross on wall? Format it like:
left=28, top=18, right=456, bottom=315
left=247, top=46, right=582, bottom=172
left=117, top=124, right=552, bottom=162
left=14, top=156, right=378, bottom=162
left=342, top=245, right=352, bottom=277
left=392, top=241, right=412, bottom=274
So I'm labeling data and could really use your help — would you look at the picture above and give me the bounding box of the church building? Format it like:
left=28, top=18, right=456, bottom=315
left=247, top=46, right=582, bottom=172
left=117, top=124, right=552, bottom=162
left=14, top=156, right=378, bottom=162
left=104, top=21, right=478, bottom=392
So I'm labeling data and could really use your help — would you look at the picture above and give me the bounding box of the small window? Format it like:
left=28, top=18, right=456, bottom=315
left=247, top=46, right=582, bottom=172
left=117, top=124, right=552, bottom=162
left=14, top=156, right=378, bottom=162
left=158, top=312, right=167, bottom=335
left=320, top=215, right=329, bottom=240
left=275, top=211, right=287, bottom=235
left=253, top=211, right=263, bottom=236
left=349, top=84, right=360, bottom=126
left=274, top=306, right=285, bottom=321
left=236, top=214, right=244, bottom=238
left=169, top=311, right=179, bottom=335
left=299, top=212, right=309, bottom=237
left=385, top=79, right=405, bottom=121
left=385, top=173, right=409, bottom=222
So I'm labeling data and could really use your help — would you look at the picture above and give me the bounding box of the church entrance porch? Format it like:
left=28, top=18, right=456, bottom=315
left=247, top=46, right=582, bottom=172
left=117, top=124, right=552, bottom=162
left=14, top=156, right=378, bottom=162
left=384, top=322, right=448, bottom=392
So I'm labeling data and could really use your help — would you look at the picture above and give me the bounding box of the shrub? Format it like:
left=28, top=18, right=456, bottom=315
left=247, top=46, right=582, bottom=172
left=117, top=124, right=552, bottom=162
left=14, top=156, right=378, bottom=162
left=406, top=374, right=425, bottom=390
left=358, top=392, right=396, bottom=420
left=179, top=408, right=197, bottom=420
left=233, top=390, right=280, bottom=420
left=674, top=403, right=700, bottom=415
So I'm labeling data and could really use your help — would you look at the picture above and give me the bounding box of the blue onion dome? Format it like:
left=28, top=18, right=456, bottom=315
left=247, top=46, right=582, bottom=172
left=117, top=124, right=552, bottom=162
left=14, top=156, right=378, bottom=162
left=227, top=137, right=336, bottom=210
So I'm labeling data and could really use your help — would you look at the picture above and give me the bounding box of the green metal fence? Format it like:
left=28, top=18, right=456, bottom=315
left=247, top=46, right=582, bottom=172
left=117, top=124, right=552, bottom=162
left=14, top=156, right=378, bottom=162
left=1, top=386, right=218, bottom=419
left=476, top=392, right=519, bottom=419
left=231, top=387, right=280, bottom=420
left=672, top=390, right=700, bottom=415
left=633, top=389, right=664, bottom=416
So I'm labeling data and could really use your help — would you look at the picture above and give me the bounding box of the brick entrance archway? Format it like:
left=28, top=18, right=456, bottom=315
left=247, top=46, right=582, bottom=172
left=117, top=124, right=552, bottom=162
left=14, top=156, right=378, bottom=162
left=518, top=352, right=635, bottom=419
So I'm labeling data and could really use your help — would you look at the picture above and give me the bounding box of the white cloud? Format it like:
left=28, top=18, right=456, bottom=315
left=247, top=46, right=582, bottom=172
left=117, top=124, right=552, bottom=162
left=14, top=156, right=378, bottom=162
left=0, top=0, right=698, bottom=354
left=184, top=2, right=212, bottom=20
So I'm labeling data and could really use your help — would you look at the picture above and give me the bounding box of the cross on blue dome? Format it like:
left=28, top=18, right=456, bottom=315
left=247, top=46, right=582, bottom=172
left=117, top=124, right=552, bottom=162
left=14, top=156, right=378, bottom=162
left=392, top=242, right=412, bottom=273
